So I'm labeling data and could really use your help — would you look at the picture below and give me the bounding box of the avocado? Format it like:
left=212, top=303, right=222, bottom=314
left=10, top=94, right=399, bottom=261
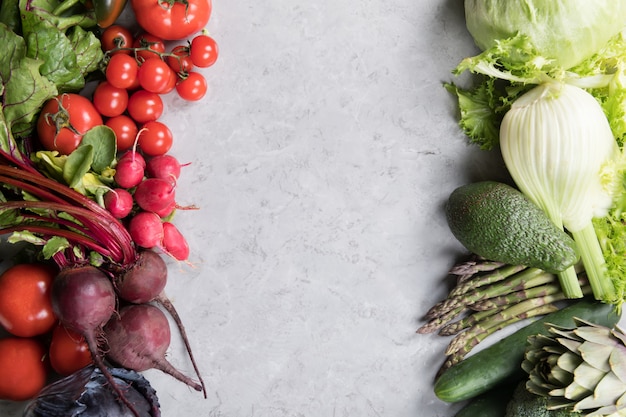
left=445, top=181, right=579, bottom=273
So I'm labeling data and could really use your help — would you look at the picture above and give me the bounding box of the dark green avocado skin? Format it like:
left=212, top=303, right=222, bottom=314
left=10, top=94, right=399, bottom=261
left=445, top=181, right=579, bottom=273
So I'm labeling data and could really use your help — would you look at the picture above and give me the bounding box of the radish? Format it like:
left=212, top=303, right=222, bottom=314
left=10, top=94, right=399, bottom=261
left=51, top=266, right=142, bottom=416
left=128, top=211, right=164, bottom=249
left=154, top=199, right=176, bottom=218
left=104, top=188, right=134, bottom=218
left=104, top=304, right=204, bottom=393
left=146, top=154, right=182, bottom=182
left=133, top=178, right=176, bottom=213
left=119, top=149, right=147, bottom=167
left=115, top=157, right=145, bottom=188
left=162, top=222, right=190, bottom=261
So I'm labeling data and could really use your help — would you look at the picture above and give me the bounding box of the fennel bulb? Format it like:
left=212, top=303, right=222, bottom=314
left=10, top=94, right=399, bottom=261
left=500, top=82, right=621, bottom=301
left=464, top=0, right=626, bottom=70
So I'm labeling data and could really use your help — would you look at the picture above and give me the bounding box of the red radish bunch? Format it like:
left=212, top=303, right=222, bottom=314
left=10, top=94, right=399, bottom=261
left=104, top=148, right=193, bottom=262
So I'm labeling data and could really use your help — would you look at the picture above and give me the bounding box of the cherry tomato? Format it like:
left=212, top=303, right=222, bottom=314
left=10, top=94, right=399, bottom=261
left=49, top=324, right=92, bottom=376
left=127, top=90, right=164, bottom=123
left=138, top=121, right=173, bottom=156
left=176, top=71, right=208, bottom=101
left=92, top=81, right=129, bottom=117
left=0, top=337, right=47, bottom=401
left=190, top=35, right=218, bottom=68
left=105, top=115, right=139, bottom=151
left=101, top=24, right=134, bottom=54
left=130, top=0, right=211, bottom=40
left=0, top=264, right=57, bottom=337
left=133, top=33, right=166, bottom=62
left=106, top=53, right=139, bottom=90
left=161, top=68, right=179, bottom=94
left=36, top=94, right=103, bottom=155
left=138, top=58, right=175, bottom=94
left=166, top=45, right=194, bottom=73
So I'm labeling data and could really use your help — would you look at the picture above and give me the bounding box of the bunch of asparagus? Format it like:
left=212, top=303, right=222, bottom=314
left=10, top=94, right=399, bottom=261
left=417, top=256, right=590, bottom=375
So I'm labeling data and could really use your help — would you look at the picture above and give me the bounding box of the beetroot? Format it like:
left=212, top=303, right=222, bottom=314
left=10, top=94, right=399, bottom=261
left=51, top=266, right=142, bottom=417
left=104, top=304, right=205, bottom=394
left=117, top=250, right=167, bottom=304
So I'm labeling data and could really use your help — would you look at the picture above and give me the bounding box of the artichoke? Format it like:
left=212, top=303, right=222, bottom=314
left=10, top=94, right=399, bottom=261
left=522, top=317, right=626, bottom=417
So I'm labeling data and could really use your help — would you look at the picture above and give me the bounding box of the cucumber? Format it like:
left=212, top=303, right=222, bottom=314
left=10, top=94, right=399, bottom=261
left=434, top=299, right=620, bottom=403
left=454, top=383, right=516, bottom=417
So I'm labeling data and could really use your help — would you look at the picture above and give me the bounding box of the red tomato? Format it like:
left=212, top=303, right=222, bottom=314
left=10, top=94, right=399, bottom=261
left=127, top=90, right=164, bottom=123
left=0, top=337, right=47, bottom=401
left=106, top=115, right=139, bottom=151
left=106, top=53, right=139, bottom=89
left=166, top=45, right=194, bottom=73
left=138, top=121, right=173, bottom=156
left=101, top=25, right=134, bottom=54
left=130, top=0, right=211, bottom=40
left=92, top=81, right=129, bottom=117
left=49, top=324, right=92, bottom=376
left=138, top=58, right=175, bottom=94
left=0, top=264, right=57, bottom=337
left=176, top=71, right=207, bottom=101
left=133, top=33, right=166, bottom=62
left=36, top=94, right=103, bottom=155
left=190, top=35, right=218, bottom=67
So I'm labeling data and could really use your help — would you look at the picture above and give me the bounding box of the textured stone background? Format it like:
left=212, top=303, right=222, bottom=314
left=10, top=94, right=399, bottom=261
left=0, top=0, right=511, bottom=416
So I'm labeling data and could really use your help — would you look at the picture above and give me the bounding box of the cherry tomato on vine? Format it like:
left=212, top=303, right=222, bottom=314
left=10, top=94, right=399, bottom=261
left=0, top=263, right=57, bottom=337
left=106, top=115, right=139, bottom=151
left=49, top=324, right=92, bottom=376
left=130, top=0, right=211, bottom=40
left=106, top=53, right=139, bottom=90
left=0, top=338, right=47, bottom=401
left=92, top=81, right=129, bottom=117
left=176, top=71, right=208, bottom=101
left=138, top=120, right=173, bottom=156
left=190, top=35, right=219, bottom=68
left=101, top=24, right=134, bottom=55
left=166, top=45, right=194, bottom=73
left=138, top=58, right=175, bottom=94
left=133, top=33, right=166, bottom=62
left=36, top=94, right=103, bottom=155
left=161, top=69, right=179, bottom=94
left=127, top=89, right=164, bottom=123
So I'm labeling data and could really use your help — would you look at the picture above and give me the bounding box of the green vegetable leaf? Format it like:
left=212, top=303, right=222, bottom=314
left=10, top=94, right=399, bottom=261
left=0, top=0, right=21, bottom=33
left=80, top=125, right=117, bottom=173
left=22, top=11, right=84, bottom=92
left=0, top=23, right=58, bottom=138
left=32, top=150, right=67, bottom=182
left=63, top=144, right=94, bottom=189
left=19, top=0, right=96, bottom=31
left=67, top=25, right=104, bottom=76
left=42, top=235, right=71, bottom=259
